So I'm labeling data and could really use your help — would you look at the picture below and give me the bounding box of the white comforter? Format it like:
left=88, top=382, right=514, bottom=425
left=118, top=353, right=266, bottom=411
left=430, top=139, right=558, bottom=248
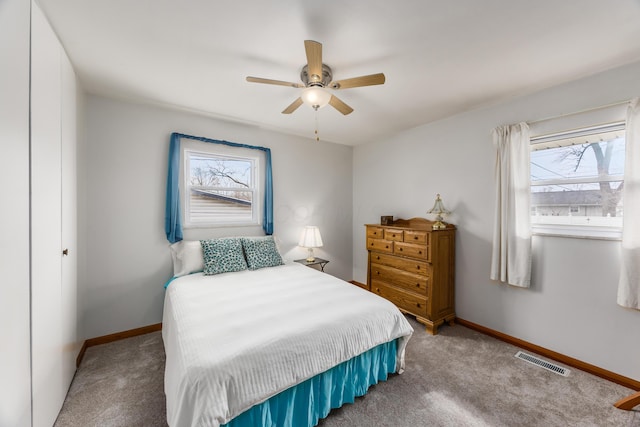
left=162, top=262, right=413, bottom=427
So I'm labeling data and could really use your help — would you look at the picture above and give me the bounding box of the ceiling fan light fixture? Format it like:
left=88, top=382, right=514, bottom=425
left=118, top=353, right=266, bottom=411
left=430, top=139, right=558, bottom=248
left=246, top=40, right=384, bottom=116
left=301, top=86, right=331, bottom=109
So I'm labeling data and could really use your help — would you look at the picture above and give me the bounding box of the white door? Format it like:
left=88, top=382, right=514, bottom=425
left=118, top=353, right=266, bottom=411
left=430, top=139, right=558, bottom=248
left=31, top=4, right=66, bottom=426
left=60, top=48, right=81, bottom=391
left=0, top=0, right=32, bottom=425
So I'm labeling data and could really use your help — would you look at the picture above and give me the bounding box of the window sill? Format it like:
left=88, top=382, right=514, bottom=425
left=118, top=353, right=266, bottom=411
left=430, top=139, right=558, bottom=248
left=184, top=221, right=261, bottom=230
left=531, top=224, right=621, bottom=241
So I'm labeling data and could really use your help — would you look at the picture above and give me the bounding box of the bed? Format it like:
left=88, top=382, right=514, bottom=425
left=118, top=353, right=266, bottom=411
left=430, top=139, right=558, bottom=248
left=162, top=238, right=414, bottom=427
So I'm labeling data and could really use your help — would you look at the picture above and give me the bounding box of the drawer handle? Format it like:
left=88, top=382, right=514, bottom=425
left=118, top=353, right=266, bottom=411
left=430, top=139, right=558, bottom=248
left=416, top=265, right=420, bottom=270
left=419, top=251, right=423, bottom=254
left=385, top=245, right=389, bottom=249
left=414, top=236, right=418, bottom=240
left=371, top=243, right=374, bottom=246
left=416, top=283, right=420, bottom=287
left=392, top=234, right=396, bottom=237
left=376, top=288, right=380, bottom=292
left=399, top=247, right=403, bottom=251
left=376, top=256, right=380, bottom=260
left=416, top=303, right=421, bottom=308
left=376, top=271, right=380, bottom=275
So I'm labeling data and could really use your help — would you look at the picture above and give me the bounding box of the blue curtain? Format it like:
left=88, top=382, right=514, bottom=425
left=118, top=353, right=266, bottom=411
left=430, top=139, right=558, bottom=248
left=165, top=132, right=274, bottom=243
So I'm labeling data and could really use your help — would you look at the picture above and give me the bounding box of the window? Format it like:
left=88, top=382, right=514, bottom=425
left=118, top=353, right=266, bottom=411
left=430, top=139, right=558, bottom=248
left=183, top=148, right=261, bottom=227
left=530, top=122, right=625, bottom=239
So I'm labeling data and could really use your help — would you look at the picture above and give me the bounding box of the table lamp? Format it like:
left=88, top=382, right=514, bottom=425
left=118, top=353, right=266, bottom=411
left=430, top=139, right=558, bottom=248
left=427, top=194, right=450, bottom=230
left=298, top=226, right=323, bottom=262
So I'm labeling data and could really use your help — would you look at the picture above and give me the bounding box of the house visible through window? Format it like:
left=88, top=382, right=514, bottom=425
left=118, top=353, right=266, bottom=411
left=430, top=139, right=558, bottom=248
left=530, top=122, right=625, bottom=238
left=183, top=149, right=260, bottom=227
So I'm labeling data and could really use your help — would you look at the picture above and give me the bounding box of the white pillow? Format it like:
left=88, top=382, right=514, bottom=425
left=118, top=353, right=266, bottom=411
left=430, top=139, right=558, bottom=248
left=170, top=240, right=204, bottom=277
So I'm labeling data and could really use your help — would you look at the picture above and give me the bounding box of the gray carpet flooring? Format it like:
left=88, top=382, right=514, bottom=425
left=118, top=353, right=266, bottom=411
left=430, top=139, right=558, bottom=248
left=54, top=316, right=640, bottom=426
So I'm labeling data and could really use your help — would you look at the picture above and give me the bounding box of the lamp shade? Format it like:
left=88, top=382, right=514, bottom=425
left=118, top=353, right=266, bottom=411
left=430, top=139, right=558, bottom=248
left=298, top=226, right=323, bottom=248
left=427, top=193, right=450, bottom=215
left=300, top=87, right=331, bottom=109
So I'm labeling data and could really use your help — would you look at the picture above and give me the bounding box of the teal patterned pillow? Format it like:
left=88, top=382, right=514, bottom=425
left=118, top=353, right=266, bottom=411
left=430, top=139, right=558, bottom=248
left=241, top=236, right=284, bottom=270
left=200, top=238, right=248, bottom=275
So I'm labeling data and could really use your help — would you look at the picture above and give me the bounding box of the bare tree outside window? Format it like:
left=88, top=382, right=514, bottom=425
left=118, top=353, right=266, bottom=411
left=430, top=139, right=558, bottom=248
left=530, top=125, right=625, bottom=229
left=562, top=141, right=624, bottom=217
left=190, top=157, right=252, bottom=202
left=184, top=151, right=259, bottom=226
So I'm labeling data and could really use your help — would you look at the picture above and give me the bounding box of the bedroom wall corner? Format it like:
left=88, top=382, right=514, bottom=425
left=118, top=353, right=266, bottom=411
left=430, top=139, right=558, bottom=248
left=80, top=96, right=353, bottom=339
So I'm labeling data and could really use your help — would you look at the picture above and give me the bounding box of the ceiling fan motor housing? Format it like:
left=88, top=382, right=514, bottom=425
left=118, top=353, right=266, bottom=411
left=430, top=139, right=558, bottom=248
left=301, top=64, right=333, bottom=87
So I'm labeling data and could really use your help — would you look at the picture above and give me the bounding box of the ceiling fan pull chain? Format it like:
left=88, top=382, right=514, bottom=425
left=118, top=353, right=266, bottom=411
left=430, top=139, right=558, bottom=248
left=315, top=108, right=320, bottom=141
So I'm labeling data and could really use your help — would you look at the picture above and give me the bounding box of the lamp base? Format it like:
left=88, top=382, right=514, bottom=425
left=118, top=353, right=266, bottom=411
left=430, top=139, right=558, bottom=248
left=306, top=248, right=315, bottom=262
left=432, top=220, right=447, bottom=230
left=432, top=215, right=447, bottom=230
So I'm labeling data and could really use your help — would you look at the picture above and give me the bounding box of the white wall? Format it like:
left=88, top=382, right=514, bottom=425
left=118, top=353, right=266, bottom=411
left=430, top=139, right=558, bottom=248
left=0, top=0, right=32, bottom=425
left=353, top=60, right=640, bottom=382
left=80, top=96, right=353, bottom=339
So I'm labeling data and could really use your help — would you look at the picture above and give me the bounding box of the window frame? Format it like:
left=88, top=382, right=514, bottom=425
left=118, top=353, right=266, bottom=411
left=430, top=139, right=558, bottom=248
left=530, top=121, right=625, bottom=240
left=180, top=143, right=263, bottom=229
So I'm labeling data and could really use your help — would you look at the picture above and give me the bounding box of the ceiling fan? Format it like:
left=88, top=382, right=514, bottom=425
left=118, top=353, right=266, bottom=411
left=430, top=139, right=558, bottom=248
left=246, top=40, right=385, bottom=115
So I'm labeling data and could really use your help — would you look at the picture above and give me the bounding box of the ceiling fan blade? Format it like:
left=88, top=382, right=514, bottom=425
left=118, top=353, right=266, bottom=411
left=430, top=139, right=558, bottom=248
left=282, top=97, right=304, bottom=114
left=246, top=76, right=304, bottom=88
left=328, top=95, right=354, bottom=115
left=304, top=40, right=323, bottom=84
left=330, top=73, right=386, bottom=89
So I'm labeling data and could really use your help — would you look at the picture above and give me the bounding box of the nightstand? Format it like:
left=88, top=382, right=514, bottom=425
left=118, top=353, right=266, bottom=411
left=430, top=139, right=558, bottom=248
left=294, top=257, right=329, bottom=272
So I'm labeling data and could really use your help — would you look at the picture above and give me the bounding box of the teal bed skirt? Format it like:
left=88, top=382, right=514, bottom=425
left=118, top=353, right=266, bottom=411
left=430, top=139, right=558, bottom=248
left=222, top=339, right=398, bottom=427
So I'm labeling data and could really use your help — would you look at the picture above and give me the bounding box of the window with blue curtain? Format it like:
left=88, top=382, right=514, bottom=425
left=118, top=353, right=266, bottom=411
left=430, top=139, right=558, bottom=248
left=165, top=132, right=273, bottom=243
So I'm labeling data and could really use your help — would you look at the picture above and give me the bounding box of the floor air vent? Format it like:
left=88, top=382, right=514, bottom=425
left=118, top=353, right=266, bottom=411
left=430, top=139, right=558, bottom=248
left=514, top=351, right=570, bottom=377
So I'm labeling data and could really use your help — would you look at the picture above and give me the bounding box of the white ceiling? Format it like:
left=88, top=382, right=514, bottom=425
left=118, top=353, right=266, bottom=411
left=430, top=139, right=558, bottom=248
left=38, top=0, right=640, bottom=146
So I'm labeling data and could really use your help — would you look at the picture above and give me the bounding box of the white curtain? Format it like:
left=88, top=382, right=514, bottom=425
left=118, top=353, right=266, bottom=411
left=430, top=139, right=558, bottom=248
left=490, top=123, right=532, bottom=288
left=618, top=98, right=640, bottom=310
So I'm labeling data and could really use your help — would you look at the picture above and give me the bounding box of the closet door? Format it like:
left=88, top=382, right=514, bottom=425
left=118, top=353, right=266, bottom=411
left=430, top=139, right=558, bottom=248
left=0, top=0, right=32, bottom=425
left=61, top=51, right=80, bottom=386
left=31, top=4, right=65, bottom=426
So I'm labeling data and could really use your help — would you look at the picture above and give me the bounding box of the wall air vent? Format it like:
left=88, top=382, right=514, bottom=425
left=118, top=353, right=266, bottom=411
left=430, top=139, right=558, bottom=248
left=515, top=351, right=570, bottom=377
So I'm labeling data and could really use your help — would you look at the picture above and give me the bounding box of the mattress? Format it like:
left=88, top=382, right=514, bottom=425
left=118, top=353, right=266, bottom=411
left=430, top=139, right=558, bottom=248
left=162, top=262, right=413, bottom=427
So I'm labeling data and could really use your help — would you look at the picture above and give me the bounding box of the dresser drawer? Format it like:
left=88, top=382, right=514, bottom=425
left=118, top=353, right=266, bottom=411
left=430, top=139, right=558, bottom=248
left=370, top=263, right=428, bottom=295
left=395, top=241, right=430, bottom=261
left=371, top=280, right=427, bottom=316
left=370, top=252, right=430, bottom=276
left=405, top=230, right=429, bottom=245
left=383, top=228, right=404, bottom=241
left=367, top=238, right=393, bottom=253
left=366, top=226, right=384, bottom=239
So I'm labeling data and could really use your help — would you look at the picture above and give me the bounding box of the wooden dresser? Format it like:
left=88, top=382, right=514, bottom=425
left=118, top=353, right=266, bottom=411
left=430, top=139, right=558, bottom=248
left=366, top=217, right=456, bottom=334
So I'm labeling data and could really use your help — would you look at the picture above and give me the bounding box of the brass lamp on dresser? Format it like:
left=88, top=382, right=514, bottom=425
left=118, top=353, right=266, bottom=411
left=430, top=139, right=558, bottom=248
left=365, top=217, right=456, bottom=335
